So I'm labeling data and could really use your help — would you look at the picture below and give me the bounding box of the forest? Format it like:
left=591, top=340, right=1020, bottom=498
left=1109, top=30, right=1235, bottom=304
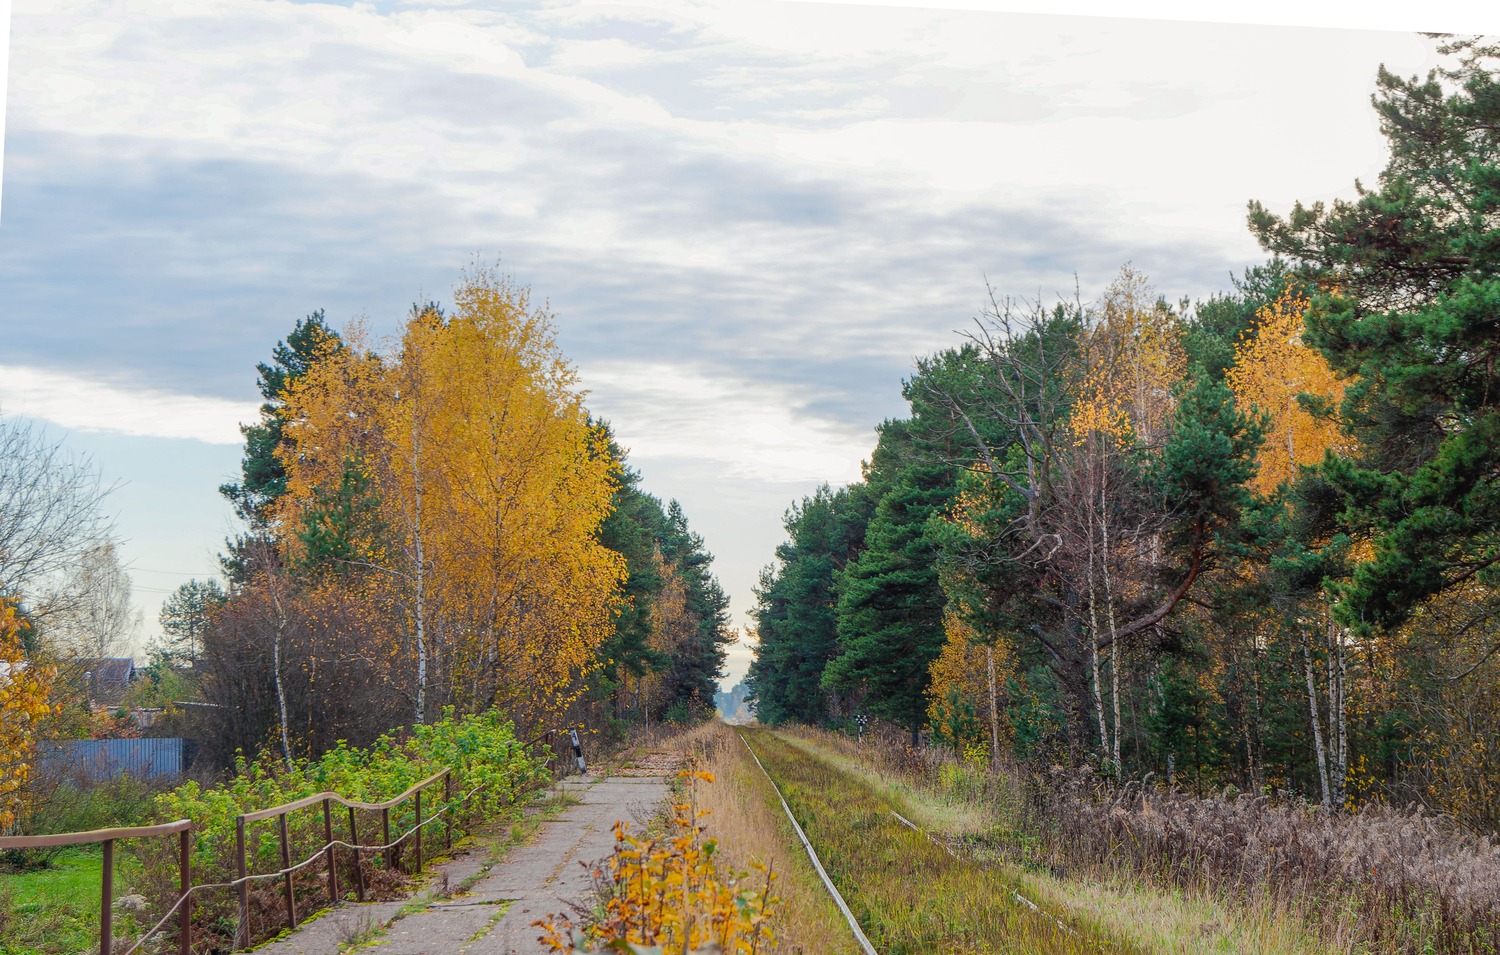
left=747, top=36, right=1500, bottom=833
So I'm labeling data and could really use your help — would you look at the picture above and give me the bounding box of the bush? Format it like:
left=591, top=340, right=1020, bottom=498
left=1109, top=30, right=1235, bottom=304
left=133, top=709, right=547, bottom=951
left=1, top=775, right=163, bottom=870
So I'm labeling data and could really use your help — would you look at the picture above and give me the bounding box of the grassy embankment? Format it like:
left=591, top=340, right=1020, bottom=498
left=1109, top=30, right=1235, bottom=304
left=773, top=726, right=1350, bottom=955
left=662, top=720, right=858, bottom=955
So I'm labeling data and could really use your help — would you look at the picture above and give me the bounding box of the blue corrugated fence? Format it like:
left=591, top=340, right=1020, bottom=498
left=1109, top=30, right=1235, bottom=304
left=39, top=738, right=185, bottom=782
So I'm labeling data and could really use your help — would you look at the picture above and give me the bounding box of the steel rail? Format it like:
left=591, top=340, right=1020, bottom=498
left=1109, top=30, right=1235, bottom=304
left=738, top=732, right=879, bottom=955
left=887, top=808, right=1074, bottom=936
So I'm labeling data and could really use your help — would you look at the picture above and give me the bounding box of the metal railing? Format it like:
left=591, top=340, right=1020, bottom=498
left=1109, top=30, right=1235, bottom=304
left=230, top=769, right=456, bottom=948
left=0, top=819, right=193, bottom=955
left=0, top=768, right=474, bottom=955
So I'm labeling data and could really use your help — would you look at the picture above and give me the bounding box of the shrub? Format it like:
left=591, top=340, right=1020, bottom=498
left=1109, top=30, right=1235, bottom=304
left=132, top=709, right=546, bottom=951
left=1, top=774, right=164, bottom=870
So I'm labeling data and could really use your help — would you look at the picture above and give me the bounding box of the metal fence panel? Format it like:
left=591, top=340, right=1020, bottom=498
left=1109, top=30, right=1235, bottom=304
left=39, top=738, right=185, bottom=782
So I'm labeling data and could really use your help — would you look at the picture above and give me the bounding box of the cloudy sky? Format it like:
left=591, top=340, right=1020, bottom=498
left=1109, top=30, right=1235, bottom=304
left=0, top=0, right=1486, bottom=685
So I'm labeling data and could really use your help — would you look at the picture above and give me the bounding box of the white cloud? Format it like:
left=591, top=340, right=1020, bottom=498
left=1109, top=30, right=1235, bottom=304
left=6, top=0, right=1439, bottom=283
left=582, top=360, right=870, bottom=485
left=0, top=365, right=258, bottom=444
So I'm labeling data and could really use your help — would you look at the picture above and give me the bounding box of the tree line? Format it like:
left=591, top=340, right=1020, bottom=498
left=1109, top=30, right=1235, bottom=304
left=747, top=37, right=1500, bottom=831
left=186, top=268, right=735, bottom=765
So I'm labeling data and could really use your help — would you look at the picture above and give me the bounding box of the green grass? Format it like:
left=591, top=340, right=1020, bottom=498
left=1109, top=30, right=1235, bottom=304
left=3, top=847, right=103, bottom=909
left=0, top=848, right=111, bottom=955
left=0, top=847, right=154, bottom=955
left=742, top=728, right=1132, bottom=955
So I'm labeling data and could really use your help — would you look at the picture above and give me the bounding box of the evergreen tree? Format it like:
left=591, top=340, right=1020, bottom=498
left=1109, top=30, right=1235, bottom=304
left=221, top=312, right=344, bottom=582
left=655, top=500, right=734, bottom=716
left=593, top=426, right=672, bottom=716
left=221, top=311, right=343, bottom=525
left=823, top=419, right=956, bottom=743
left=747, top=483, right=871, bottom=726
left=157, top=578, right=226, bottom=667
left=1249, top=38, right=1500, bottom=630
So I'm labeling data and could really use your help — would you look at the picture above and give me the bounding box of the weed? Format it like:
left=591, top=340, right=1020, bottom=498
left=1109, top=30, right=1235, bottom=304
left=742, top=728, right=1124, bottom=955
left=537, top=768, right=779, bottom=954
left=334, top=910, right=382, bottom=951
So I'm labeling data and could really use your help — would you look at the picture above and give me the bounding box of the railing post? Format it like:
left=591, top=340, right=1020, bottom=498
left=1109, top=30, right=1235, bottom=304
left=348, top=807, right=366, bottom=902
left=179, top=827, right=191, bottom=955
left=101, top=839, right=114, bottom=955
left=323, top=798, right=338, bottom=907
left=444, top=771, right=453, bottom=851
left=278, top=813, right=297, bottom=930
left=235, top=816, right=248, bottom=951
left=382, top=807, right=391, bottom=871
left=414, top=789, right=423, bottom=875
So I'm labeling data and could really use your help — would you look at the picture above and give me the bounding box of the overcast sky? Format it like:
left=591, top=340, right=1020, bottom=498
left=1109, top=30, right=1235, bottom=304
left=0, top=0, right=1476, bottom=686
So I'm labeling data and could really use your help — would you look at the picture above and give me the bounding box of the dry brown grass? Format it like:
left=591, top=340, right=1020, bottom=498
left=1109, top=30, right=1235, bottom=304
left=782, top=724, right=1500, bottom=954
left=1027, top=767, right=1500, bottom=953
left=778, top=726, right=1337, bottom=955
left=667, top=721, right=859, bottom=955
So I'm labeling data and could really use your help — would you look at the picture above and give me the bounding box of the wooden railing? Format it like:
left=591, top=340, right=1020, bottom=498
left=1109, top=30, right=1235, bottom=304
left=0, top=768, right=472, bottom=954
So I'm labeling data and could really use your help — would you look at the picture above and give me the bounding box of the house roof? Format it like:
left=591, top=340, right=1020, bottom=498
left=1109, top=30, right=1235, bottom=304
left=85, top=658, right=136, bottom=686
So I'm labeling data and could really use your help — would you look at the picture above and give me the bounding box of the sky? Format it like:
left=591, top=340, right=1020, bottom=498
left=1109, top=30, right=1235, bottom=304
left=0, top=0, right=1492, bottom=688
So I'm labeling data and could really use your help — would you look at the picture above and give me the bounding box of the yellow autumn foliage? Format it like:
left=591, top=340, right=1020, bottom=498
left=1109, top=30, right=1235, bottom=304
left=927, top=611, right=1013, bottom=757
left=1226, top=287, right=1351, bottom=496
left=538, top=769, right=778, bottom=955
left=1070, top=265, right=1187, bottom=446
left=274, top=268, right=624, bottom=726
left=0, top=600, right=55, bottom=829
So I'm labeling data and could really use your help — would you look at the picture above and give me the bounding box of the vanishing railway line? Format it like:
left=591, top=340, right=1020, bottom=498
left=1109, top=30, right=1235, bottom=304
left=738, top=728, right=1128, bottom=955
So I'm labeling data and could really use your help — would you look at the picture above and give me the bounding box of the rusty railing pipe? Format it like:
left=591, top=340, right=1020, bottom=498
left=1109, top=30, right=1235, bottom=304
left=179, top=828, right=191, bottom=955
left=278, top=813, right=296, bottom=930
left=101, top=839, right=114, bottom=955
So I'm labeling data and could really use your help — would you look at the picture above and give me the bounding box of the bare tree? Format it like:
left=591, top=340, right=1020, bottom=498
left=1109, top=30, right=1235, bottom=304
left=44, top=541, right=140, bottom=660
left=0, top=415, right=117, bottom=610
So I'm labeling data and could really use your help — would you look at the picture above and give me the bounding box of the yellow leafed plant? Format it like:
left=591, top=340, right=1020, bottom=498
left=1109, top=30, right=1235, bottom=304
left=272, top=268, right=624, bottom=727
left=0, top=600, right=55, bottom=829
left=1225, top=286, right=1351, bottom=496
left=538, top=770, right=778, bottom=955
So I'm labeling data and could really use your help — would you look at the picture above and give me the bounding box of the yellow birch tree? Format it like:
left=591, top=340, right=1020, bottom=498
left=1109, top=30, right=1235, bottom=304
left=1225, top=287, right=1349, bottom=496
left=275, top=268, right=623, bottom=729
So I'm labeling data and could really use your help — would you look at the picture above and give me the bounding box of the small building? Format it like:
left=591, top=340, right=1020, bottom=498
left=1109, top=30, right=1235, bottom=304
left=81, top=658, right=138, bottom=708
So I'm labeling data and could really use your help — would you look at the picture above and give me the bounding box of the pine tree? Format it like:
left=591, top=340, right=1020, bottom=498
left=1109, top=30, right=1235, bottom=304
left=1249, top=38, right=1500, bottom=630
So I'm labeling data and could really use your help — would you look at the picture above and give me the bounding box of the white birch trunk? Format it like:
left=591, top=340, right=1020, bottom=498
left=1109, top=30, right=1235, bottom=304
left=1100, top=494, right=1122, bottom=774
left=1086, top=518, right=1109, bottom=762
left=987, top=643, right=1001, bottom=769
left=1302, top=635, right=1331, bottom=809
left=1328, top=616, right=1348, bottom=808
left=266, top=574, right=294, bottom=771
left=411, top=425, right=428, bottom=726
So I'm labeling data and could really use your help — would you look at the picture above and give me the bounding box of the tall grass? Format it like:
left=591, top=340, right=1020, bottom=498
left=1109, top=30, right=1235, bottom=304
left=742, top=727, right=1128, bottom=954
left=667, top=721, right=859, bottom=954
left=1021, top=767, right=1500, bottom=954
left=786, top=724, right=1500, bottom=955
